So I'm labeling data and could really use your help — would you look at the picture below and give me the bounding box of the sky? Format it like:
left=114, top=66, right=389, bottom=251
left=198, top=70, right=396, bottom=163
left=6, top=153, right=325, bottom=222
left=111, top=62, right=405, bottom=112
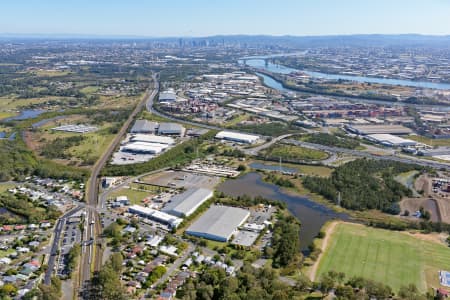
left=1, top=0, right=450, bottom=37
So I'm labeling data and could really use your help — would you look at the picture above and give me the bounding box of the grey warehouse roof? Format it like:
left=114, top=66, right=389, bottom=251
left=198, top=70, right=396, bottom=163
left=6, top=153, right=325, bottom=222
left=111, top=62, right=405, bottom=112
left=162, top=188, right=213, bottom=217
left=158, top=122, right=184, bottom=133
left=186, top=205, right=250, bottom=241
left=131, top=120, right=159, bottom=133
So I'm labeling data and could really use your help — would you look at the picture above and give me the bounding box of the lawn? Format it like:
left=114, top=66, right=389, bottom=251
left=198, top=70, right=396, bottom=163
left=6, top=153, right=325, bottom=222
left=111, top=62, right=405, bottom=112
left=316, top=222, right=450, bottom=292
left=407, top=135, right=450, bottom=147
left=109, top=187, right=156, bottom=205
left=262, top=144, right=329, bottom=161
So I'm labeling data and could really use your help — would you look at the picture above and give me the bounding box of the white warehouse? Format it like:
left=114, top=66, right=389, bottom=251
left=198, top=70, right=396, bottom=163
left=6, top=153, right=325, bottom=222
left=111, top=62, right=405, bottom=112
left=130, top=134, right=175, bottom=145
left=128, top=205, right=182, bottom=229
left=162, top=188, right=213, bottom=218
left=215, top=131, right=259, bottom=144
left=186, top=205, right=250, bottom=242
left=122, top=142, right=167, bottom=154
left=365, top=134, right=418, bottom=147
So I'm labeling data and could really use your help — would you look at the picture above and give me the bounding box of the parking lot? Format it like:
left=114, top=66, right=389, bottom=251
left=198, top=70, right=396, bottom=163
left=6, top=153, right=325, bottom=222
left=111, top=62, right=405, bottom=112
left=111, top=151, right=156, bottom=165
left=57, top=216, right=82, bottom=277
left=141, top=170, right=221, bottom=190
left=232, top=230, right=259, bottom=247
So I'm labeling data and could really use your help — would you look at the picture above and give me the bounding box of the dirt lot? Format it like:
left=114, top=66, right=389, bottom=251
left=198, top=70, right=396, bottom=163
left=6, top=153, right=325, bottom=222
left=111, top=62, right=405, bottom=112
left=141, top=170, right=221, bottom=190
left=400, top=198, right=441, bottom=223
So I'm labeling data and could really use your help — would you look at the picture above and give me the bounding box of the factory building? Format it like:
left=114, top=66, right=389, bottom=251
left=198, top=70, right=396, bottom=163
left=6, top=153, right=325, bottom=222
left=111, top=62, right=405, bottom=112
left=122, top=142, right=167, bottom=154
left=186, top=205, right=250, bottom=242
left=128, top=205, right=182, bottom=229
left=365, top=134, right=417, bottom=147
left=158, top=123, right=185, bottom=136
left=215, top=131, right=259, bottom=144
left=162, top=188, right=213, bottom=218
left=159, top=89, right=177, bottom=102
left=130, top=120, right=159, bottom=134
left=345, top=124, right=412, bottom=135
left=130, top=134, right=175, bottom=145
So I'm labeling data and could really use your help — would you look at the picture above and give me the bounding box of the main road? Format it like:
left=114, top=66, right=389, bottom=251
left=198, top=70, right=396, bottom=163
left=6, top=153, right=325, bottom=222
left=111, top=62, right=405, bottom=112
left=79, top=74, right=159, bottom=293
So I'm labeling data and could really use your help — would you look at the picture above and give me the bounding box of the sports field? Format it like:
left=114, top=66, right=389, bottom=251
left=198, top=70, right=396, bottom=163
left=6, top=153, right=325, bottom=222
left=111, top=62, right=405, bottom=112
left=316, top=222, right=450, bottom=292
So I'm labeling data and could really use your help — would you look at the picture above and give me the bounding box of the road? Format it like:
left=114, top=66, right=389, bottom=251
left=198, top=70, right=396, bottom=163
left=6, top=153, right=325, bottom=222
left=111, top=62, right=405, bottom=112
left=79, top=75, right=159, bottom=292
left=284, top=139, right=450, bottom=169
left=44, top=205, right=84, bottom=285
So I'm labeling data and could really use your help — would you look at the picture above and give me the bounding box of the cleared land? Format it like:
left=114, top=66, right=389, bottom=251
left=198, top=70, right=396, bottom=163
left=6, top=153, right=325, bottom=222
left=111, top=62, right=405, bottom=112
left=261, top=144, right=329, bottom=161
left=407, top=135, right=450, bottom=147
left=316, top=222, right=450, bottom=292
left=108, top=187, right=156, bottom=205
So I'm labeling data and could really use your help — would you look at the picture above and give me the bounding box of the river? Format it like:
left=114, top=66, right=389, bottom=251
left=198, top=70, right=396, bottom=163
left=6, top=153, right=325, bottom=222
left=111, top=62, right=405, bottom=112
left=217, top=172, right=348, bottom=252
left=242, top=57, right=450, bottom=90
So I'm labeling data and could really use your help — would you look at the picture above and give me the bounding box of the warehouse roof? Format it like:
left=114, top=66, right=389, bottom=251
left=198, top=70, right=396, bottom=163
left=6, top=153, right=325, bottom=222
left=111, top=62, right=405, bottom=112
left=186, top=205, right=250, bottom=241
left=215, top=131, right=259, bottom=143
left=130, top=134, right=175, bottom=145
left=366, top=134, right=417, bottom=146
left=346, top=124, right=413, bottom=135
left=159, top=90, right=176, bottom=102
left=122, top=142, right=166, bottom=154
left=158, top=123, right=184, bottom=133
left=131, top=120, right=159, bottom=133
left=162, top=188, right=213, bottom=217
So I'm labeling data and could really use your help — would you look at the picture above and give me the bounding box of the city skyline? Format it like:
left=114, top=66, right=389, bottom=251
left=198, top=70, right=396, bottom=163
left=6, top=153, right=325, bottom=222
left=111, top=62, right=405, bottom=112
left=1, top=0, right=450, bottom=37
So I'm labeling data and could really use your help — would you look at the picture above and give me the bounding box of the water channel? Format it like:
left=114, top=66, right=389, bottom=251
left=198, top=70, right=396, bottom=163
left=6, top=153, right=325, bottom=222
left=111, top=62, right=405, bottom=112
left=217, top=172, right=348, bottom=252
left=243, top=57, right=450, bottom=90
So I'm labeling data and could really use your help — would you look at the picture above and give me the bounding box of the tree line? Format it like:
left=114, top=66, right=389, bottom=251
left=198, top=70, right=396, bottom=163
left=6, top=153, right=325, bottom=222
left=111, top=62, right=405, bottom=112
left=302, top=159, right=423, bottom=213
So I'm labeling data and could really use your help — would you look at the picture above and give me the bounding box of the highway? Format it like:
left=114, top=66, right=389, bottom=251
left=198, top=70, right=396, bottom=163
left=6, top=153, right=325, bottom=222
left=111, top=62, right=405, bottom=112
left=78, top=74, right=160, bottom=293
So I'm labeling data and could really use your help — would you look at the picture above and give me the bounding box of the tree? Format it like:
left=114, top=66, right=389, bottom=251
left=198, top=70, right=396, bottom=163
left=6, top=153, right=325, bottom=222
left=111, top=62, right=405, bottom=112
left=398, top=284, right=426, bottom=300
left=237, top=164, right=247, bottom=171
left=110, top=252, right=123, bottom=274
left=0, top=283, right=17, bottom=297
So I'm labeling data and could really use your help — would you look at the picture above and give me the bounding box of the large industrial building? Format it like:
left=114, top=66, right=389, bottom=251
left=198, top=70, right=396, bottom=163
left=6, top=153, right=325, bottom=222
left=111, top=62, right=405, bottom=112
left=365, top=134, right=417, bottom=147
left=162, top=188, right=213, bottom=218
left=345, top=124, right=413, bottom=135
left=186, top=205, right=250, bottom=242
left=159, top=89, right=177, bottom=102
left=128, top=205, right=182, bottom=229
left=122, top=142, right=167, bottom=154
left=215, top=131, right=259, bottom=144
left=158, top=123, right=186, bottom=136
left=130, top=120, right=159, bottom=134
left=130, top=134, right=175, bottom=145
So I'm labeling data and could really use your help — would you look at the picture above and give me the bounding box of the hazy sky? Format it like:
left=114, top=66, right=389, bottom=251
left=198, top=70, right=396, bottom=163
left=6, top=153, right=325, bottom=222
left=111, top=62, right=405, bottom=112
left=1, top=0, right=450, bottom=37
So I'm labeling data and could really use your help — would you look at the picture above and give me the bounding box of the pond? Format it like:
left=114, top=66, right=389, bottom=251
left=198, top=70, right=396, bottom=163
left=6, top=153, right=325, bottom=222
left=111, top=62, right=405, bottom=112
left=3, top=109, right=46, bottom=121
left=217, top=172, right=348, bottom=252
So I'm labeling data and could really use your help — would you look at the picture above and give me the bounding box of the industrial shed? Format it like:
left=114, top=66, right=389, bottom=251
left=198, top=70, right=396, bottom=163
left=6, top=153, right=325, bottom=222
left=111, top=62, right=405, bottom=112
left=128, top=205, right=182, bottom=229
left=130, top=120, right=159, bottom=134
left=130, top=134, right=175, bottom=145
left=186, top=205, right=250, bottom=242
left=122, top=142, right=166, bottom=154
left=215, top=131, right=259, bottom=144
left=162, top=188, right=213, bottom=218
left=365, top=134, right=417, bottom=147
left=345, top=124, right=412, bottom=135
left=158, top=123, right=185, bottom=136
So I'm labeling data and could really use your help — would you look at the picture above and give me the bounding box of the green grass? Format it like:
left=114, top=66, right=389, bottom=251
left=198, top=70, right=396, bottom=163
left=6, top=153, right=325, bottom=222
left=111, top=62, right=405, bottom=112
left=0, top=249, right=14, bottom=258
left=109, top=187, right=156, bottom=205
left=407, top=135, right=450, bottom=147
left=0, top=183, right=16, bottom=193
left=262, top=144, right=329, bottom=161
left=316, top=222, right=450, bottom=292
